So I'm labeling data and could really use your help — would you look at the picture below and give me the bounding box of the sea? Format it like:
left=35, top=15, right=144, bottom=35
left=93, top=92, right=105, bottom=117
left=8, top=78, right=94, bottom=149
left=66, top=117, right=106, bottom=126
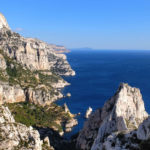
left=56, top=49, right=150, bottom=138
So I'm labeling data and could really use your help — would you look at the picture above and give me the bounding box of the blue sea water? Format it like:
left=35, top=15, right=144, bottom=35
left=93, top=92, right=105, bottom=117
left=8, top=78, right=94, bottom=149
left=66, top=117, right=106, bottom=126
left=56, top=49, right=150, bottom=137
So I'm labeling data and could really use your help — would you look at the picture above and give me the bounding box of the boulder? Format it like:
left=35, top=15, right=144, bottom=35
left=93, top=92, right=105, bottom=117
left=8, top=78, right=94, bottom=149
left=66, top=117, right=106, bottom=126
left=85, top=106, right=92, bottom=119
left=66, top=93, right=71, bottom=97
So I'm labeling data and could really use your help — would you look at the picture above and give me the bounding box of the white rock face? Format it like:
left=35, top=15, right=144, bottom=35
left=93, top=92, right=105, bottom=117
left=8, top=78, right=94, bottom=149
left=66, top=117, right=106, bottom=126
left=0, top=106, right=43, bottom=150
left=0, top=81, right=25, bottom=105
left=85, top=107, right=93, bottom=119
left=76, top=83, right=148, bottom=150
left=0, top=80, right=64, bottom=106
left=24, top=87, right=63, bottom=106
left=0, top=54, right=6, bottom=70
left=0, top=28, right=75, bottom=76
left=0, top=13, right=10, bottom=29
left=91, top=83, right=148, bottom=150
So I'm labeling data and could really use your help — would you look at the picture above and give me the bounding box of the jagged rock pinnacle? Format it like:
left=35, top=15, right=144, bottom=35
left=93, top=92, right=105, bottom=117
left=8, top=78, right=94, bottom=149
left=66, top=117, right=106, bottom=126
left=76, top=83, right=148, bottom=150
left=0, top=13, right=10, bottom=29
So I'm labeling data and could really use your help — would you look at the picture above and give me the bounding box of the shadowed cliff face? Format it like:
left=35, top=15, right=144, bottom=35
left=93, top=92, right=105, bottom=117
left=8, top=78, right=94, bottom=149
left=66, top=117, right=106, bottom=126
left=76, top=83, right=148, bottom=150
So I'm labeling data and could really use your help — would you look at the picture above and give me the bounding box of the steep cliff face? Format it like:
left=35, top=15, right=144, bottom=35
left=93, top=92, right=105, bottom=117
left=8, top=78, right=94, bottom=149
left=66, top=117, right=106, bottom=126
left=0, top=13, right=75, bottom=105
left=0, top=28, right=75, bottom=76
left=76, top=83, right=148, bottom=150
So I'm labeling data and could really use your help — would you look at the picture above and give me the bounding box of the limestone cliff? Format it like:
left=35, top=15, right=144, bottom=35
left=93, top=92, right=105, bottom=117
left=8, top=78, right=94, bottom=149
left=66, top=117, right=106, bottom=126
left=0, top=50, right=65, bottom=105
left=76, top=83, right=148, bottom=150
left=0, top=13, right=74, bottom=105
left=0, top=12, right=74, bottom=76
left=0, top=28, right=75, bottom=76
left=0, top=81, right=25, bottom=104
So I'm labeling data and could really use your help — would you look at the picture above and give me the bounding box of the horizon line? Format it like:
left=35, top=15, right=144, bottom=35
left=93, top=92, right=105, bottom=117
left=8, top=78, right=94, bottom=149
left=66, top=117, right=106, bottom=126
left=68, top=48, right=150, bottom=51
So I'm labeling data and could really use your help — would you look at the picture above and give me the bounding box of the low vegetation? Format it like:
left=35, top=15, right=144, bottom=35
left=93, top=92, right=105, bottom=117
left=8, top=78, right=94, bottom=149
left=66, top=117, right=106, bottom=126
left=6, top=102, right=71, bottom=132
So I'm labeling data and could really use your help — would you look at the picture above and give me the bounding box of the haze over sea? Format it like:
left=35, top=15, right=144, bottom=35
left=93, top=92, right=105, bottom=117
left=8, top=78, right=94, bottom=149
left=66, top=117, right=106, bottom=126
left=56, top=49, right=150, bottom=137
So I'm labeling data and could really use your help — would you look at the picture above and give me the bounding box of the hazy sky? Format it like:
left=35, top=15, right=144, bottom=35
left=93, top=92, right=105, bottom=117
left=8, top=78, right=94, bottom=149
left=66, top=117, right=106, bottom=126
left=1, top=0, right=150, bottom=50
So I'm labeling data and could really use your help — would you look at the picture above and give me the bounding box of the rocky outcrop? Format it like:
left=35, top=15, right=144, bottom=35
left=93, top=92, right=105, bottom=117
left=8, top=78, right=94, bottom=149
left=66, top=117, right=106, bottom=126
left=65, top=118, right=78, bottom=132
left=92, top=116, right=150, bottom=150
left=76, top=83, right=148, bottom=150
left=0, top=81, right=25, bottom=105
left=63, top=103, right=70, bottom=113
left=24, top=87, right=63, bottom=106
left=51, top=80, right=70, bottom=89
left=85, top=107, right=92, bottom=119
left=66, top=93, right=71, bottom=97
left=0, top=81, right=64, bottom=105
left=0, top=13, right=10, bottom=29
left=62, top=103, right=78, bottom=132
left=0, top=105, right=43, bottom=150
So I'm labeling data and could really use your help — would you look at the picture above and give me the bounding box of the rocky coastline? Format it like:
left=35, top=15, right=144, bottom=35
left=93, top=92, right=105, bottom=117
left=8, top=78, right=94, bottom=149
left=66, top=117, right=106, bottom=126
left=0, top=13, right=78, bottom=150
left=1, top=12, right=150, bottom=150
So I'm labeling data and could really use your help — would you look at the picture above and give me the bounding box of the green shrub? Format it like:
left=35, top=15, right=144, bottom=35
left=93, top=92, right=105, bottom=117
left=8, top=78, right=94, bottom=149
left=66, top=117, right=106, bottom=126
left=7, top=102, right=71, bottom=132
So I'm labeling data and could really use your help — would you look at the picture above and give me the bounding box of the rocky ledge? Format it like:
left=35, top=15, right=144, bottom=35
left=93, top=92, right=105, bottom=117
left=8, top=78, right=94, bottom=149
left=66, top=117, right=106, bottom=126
left=76, top=83, right=149, bottom=150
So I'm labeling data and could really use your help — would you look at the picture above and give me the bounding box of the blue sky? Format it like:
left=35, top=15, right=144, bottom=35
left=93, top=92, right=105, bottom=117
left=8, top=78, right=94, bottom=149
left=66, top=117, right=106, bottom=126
left=1, top=0, right=150, bottom=50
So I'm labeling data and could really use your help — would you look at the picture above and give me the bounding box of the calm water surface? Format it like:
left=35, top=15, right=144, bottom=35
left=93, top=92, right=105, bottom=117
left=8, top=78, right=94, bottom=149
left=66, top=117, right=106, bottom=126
left=56, top=50, right=150, bottom=137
